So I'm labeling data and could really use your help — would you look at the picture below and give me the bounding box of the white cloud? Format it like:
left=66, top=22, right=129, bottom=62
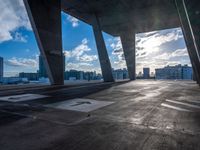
left=64, top=38, right=100, bottom=71
left=67, top=15, right=79, bottom=27
left=64, top=51, right=71, bottom=58
left=154, top=48, right=188, bottom=61
left=66, top=62, right=95, bottom=72
left=108, top=28, right=190, bottom=73
left=71, top=38, right=91, bottom=60
left=5, top=57, right=38, bottom=68
left=0, top=0, right=31, bottom=43
left=64, top=38, right=93, bottom=61
left=109, top=37, right=126, bottom=69
left=13, top=32, right=27, bottom=42
left=171, top=48, right=188, bottom=57
left=134, top=28, right=189, bottom=73
left=79, top=54, right=98, bottom=62
left=136, top=28, right=183, bottom=50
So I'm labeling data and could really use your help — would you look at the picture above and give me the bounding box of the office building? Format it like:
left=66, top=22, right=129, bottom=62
left=39, top=54, right=48, bottom=78
left=19, top=72, right=39, bottom=81
left=155, top=64, right=192, bottom=80
left=143, top=68, right=150, bottom=79
left=64, top=70, right=84, bottom=80
left=112, top=68, right=129, bottom=80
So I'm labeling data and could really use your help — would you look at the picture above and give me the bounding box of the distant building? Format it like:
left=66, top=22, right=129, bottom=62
left=19, top=72, right=39, bottom=81
left=64, top=70, right=102, bottom=80
left=136, top=72, right=143, bottom=79
left=0, top=57, right=3, bottom=80
left=155, top=64, right=192, bottom=80
left=64, top=70, right=84, bottom=80
left=39, top=54, right=48, bottom=78
left=112, top=68, right=128, bottom=80
left=1, top=77, right=29, bottom=84
left=143, top=68, right=150, bottom=79
left=182, top=65, right=193, bottom=79
left=39, top=54, right=65, bottom=78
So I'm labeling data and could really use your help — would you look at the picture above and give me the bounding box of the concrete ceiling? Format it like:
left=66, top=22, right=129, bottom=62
left=61, top=0, right=181, bottom=36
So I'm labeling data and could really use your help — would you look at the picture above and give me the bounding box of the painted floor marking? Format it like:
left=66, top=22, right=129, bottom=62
left=46, top=98, right=114, bottom=112
left=166, top=99, right=200, bottom=109
left=161, top=103, right=191, bottom=112
left=0, top=94, right=48, bottom=102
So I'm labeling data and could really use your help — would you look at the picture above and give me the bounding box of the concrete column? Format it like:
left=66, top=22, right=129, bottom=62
left=92, top=15, right=114, bottom=82
left=24, top=0, right=64, bottom=85
left=175, top=0, right=200, bottom=84
left=183, top=0, right=200, bottom=60
left=120, top=32, right=136, bottom=80
left=182, top=27, right=200, bottom=84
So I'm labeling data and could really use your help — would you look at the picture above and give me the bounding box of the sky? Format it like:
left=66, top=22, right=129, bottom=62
left=0, top=0, right=191, bottom=77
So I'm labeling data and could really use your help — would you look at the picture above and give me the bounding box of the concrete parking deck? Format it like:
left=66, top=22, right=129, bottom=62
left=0, top=80, right=200, bottom=150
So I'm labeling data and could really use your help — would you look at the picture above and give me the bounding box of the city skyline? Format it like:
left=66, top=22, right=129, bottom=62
left=0, top=0, right=191, bottom=77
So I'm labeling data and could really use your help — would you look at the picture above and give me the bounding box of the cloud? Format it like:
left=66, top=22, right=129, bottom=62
left=71, top=38, right=91, bottom=60
left=13, top=32, right=27, bottom=42
left=134, top=28, right=190, bottom=73
left=67, top=15, right=79, bottom=27
left=66, top=62, right=95, bottom=72
left=154, top=48, right=188, bottom=61
left=171, top=48, right=188, bottom=57
left=4, top=57, right=38, bottom=68
left=64, top=38, right=100, bottom=71
left=64, top=38, right=92, bottom=61
left=108, top=28, right=190, bottom=73
left=108, top=37, right=127, bottom=69
left=136, top=28, right=183, bottom=49
left=64, top=51, right=71, bottom=58
left=0, top=0, right=31, bottom=43
left=79, top=54, right=98, bottom=62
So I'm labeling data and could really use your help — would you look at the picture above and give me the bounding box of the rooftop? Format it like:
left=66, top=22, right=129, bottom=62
left=0, top=80, right=200, bottom=150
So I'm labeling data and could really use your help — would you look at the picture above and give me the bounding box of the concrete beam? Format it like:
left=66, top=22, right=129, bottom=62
left=92, top=15, right=114, bottom=82
left=24, top=0, right=64, bottom=85
left=182, top=28, right=200, bottom=83
left=120, top=32, right=136, bottom=80
left=175, top=0, right=200, bottom=84
left=183, top=0, right=200, bottom=60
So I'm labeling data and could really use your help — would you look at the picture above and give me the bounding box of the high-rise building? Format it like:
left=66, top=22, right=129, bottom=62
left=155, top=64, right=192, bottom=80
left=0, top=57, right=3, bottom=80
left=19, top=72, right=39, bottom=81
left=112, top=68, right=129, bottom=80
left=64, top=70, right=84, bottom=80
left=143, top=68, right=150, bottom=79
left=39, top=54, right=65, bottom=78
left=182, top=65, right=193, bottom=79
left=39, top=54, right=48, bottom=78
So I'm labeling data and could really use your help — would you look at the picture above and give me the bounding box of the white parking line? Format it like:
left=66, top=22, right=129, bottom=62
left=183, top=99, right=200, bottom=104
left=161, top=103, right=191, bottom=112
left=166, top=99, right=200, bottom=109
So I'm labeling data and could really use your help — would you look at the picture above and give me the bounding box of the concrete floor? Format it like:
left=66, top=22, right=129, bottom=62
left=0, top=80, right=200, bottom=150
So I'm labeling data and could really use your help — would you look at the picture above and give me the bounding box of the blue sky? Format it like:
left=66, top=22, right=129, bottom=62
left=0, top=0, right=191, bottom=77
